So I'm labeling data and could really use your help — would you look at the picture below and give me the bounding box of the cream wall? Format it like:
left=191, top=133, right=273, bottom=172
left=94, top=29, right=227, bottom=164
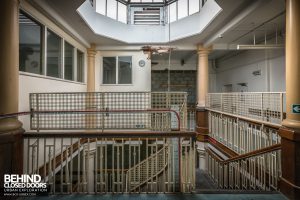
left=96, top=51, right=151, bottom=92
left=19, top=1, right=88, bottom=131
left=215, top=49, right=285, bottom=92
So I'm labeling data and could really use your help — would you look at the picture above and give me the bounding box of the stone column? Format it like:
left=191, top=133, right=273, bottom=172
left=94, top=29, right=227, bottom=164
left=279, top=0, right=300, bottom=199
left=0, top=0, right=24, bottom=189
left=0, top=0, right=22, bottom=132
left=196, top=45, right=211, bottom=141
left=87, top=44, right=96, bottom=92
left=86, top=44, right=97, bottom=129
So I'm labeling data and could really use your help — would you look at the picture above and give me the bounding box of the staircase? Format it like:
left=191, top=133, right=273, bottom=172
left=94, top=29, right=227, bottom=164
left=205, top=144, right=281, bottom=191
left=126, top=145, right=169, bottom=192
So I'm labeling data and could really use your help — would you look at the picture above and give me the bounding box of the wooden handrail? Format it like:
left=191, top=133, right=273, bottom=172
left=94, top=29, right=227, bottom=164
left=206, top=143, right=281, bottom=165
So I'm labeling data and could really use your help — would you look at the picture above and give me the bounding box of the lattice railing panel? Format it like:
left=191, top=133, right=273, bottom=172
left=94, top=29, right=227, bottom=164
left=30, top=92, right=187, bottom=131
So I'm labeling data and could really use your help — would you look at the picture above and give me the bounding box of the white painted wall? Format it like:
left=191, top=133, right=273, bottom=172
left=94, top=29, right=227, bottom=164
left=215, top=49, right=285, bottom=92
left=96, top=51, right=151, bottom=92
left=19, top=74, right=87, bottom=131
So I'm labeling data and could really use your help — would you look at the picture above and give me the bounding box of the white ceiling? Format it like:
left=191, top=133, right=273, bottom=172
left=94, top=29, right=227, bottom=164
left=29, top=0, right=286, bottom=60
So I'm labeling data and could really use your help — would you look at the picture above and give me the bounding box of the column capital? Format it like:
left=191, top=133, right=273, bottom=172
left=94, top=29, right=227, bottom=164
left=87, top=44, right=97, bottom=57
left=197, top=44, right=212, bottom=55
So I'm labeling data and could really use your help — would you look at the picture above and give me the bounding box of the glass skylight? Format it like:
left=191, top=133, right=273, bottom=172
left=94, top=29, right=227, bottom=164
left=94, top=0, right=207, bottom=25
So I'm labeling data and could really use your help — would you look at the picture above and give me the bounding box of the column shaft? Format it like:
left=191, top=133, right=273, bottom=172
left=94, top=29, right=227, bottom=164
left=196, top=45, right=211, bottom=138
left=282, top=0, right=300, bottom=129
left=87, top=44, right=96, bottom=92
left=279, top=0, right=300, bottom=199
left=0, top=0, right=22, bottom=132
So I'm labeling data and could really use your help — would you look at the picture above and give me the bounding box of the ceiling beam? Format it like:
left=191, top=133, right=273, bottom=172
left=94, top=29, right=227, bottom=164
left=203, top=0, right=267, bottom=47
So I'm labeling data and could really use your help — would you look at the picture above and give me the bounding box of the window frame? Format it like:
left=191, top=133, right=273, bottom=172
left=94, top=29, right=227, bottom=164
left=102, top=56, right=133, bottom=85
left=19, top=9, right=86, bottom=84
left=19, top=10, right=44, bottom=75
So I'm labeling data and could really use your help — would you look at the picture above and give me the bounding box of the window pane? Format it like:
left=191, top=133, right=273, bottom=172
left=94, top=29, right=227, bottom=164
left=189, top=0, right=199, bottom=15
left=103, top=57, right=116, bottom=84
left=77, top=50, right=84, bottom=82
left=95, top=0, right=106, bottom=15
left=118, top=2, right=127, bottom=24
left=169, top=3, right=177, bottom=23
left=107, top=0, right=117, bottom=20
left=118, top=56, right=132, bottom=84
left=64, top=41, right=74, bottom=81
left=47, top=30, right=62, bottom=78
left=19, top=12, right=43, bottom=75
left=178, top=0, right=188, bottom=20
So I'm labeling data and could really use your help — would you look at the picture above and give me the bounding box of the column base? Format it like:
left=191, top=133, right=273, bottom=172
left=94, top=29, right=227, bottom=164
left=0, top=128, right=24, bottom=190
left=196, top=108, right=209, bottom=142
left=279, top=127, right=300, bottom=200
left=0, top=118, right=22, bottom=133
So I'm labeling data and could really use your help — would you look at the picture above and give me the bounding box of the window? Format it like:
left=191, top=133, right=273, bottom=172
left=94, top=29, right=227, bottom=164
left=77, top=50, right=84, bottom=82
left=118, top=56, right=132, bottom=84
left=189, top=0, right=200, bottom=15
left=102, top=56, right=132, bottom=84
left=19, top=11, right=43, bottom=75
left=64, top=41, right=74, bottom=81
left=19, top=10, right=85, bottom=83
left=103, top=57, right=117, bottom=84
left=118, top=2, right=127, bottom=23
left=169, top=3, right=177, bottom=23
left=47, top=30, right=62, bottom=78
left=178, top=0, right=188, bottom=20
left=107, top=0, right=117, bottom=20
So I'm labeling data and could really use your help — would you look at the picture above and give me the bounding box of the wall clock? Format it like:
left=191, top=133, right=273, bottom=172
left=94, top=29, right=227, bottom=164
left=138, top=59, right=146, bottom=67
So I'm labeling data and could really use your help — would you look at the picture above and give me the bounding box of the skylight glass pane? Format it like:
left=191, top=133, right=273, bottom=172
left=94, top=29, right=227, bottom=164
left=131, top=0, right=140, bottom=2
left=95, top=0, right=106, bottom=15
left=189, top=0, right=199, bottom=15
left=142, top=0, right=152, bottom=2
left=169, top=3, right=177, bottom=23
left=178, top=0, right=188, bottom=20
left=118, top=2, right=127, bottom=24
left=107, top=0, right=117, bottom=20
left=153, top=0, right=164, bottom=2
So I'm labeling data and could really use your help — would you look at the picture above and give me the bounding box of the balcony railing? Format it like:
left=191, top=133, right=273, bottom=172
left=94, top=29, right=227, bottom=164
left=23, top=132, right=196, bottom=194
left=206, top=92, right=285, bottom=126
left=205, top=92, right=282, bottom=192
left=29, top=92, right=187, bottom=132
left=209, top=112, right=281, bottom=154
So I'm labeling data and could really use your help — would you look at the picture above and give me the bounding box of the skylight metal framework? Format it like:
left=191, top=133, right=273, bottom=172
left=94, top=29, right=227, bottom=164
left=94, top=0, right=206, bottom=25
left=116, top=0, right=178, bottom=7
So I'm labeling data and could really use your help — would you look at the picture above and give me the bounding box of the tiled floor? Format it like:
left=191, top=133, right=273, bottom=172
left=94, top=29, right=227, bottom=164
left=16, top=169, right=287, bottom=200
left=18, top=193, right=287, bottom=200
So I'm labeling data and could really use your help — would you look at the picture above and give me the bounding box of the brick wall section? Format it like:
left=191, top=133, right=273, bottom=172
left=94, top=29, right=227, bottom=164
left=152, top=70, right=196, bottom=106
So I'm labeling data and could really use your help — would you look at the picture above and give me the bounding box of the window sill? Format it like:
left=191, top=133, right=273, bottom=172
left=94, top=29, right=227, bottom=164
left=100, top=84, right=134, bottom=86
left=19, top=71, right=86, bottom=85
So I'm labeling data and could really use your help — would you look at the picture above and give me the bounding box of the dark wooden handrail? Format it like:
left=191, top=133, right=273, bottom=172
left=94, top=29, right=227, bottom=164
left=23, top=131, right=196, bottom=138
left=206, top=143, right=281, bottom=165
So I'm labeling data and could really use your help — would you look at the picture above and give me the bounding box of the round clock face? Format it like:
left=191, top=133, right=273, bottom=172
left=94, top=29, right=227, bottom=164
left=139, top=60, right=146, bottom=67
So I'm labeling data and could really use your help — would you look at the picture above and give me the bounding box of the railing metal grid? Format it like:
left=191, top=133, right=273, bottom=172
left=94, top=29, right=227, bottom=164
left=29, top=92, right=187, bottom=131
left=24, top=133, right=195, bottom=194
left=206, top=92, right=285, bottom=125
